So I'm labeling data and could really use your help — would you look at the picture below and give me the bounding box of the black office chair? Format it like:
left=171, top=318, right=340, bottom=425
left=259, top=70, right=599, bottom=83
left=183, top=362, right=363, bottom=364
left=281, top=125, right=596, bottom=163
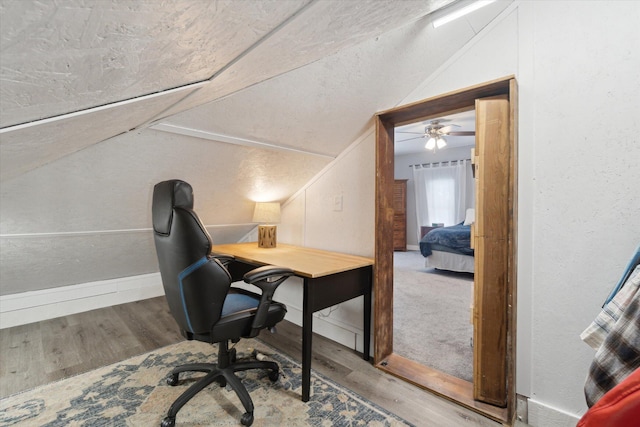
left=152, top=180, right=293, bottom=427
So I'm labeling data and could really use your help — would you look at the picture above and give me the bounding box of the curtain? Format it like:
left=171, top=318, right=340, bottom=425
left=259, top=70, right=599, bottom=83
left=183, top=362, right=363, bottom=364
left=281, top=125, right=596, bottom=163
left=412, top=160, right=474, bottom=238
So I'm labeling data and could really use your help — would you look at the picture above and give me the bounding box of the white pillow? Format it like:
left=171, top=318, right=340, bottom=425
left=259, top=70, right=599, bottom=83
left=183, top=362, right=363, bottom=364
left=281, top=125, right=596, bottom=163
left=463, top=208, right=475, bottom=226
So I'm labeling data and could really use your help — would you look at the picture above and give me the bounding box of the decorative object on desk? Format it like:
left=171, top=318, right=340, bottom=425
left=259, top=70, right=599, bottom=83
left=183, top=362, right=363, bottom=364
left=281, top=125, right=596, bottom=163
left=253, top=202, right=281, bottom=248
left=0, top=340, right=411, bottom=427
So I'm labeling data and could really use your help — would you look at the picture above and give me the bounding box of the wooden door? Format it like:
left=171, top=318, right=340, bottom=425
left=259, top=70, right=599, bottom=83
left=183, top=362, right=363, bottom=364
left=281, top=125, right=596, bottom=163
left=472, top=97, right=510, bottom=406
left=393, top=180, right=407, bottom=251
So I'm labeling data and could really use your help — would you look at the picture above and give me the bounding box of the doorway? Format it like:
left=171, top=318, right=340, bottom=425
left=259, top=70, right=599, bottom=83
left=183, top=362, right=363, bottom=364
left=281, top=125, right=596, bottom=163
left=393, top=109, right=476, bottom=383
left=373, top=77, right=518, bottom=423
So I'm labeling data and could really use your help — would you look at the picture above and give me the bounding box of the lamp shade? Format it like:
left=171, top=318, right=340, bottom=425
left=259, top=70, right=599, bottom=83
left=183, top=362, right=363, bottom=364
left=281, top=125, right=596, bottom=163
left=252, top=202, right=281, bottom=224
left=425, top=137, right=436, bottom=150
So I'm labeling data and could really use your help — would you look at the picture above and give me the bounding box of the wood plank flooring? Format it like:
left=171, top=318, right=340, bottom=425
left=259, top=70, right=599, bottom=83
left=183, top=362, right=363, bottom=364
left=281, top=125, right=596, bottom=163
left=0, top=297, right=521, bottom=426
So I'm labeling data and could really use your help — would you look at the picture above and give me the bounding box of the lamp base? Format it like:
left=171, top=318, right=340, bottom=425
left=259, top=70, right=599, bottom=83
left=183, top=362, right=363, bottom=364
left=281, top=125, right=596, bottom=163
left=257, top=225, right=277, bottom=248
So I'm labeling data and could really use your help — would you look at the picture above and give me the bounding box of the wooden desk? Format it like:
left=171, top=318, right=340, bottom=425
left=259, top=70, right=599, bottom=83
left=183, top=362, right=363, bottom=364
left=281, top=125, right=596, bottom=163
left=211, top=242, right=373, bottom=402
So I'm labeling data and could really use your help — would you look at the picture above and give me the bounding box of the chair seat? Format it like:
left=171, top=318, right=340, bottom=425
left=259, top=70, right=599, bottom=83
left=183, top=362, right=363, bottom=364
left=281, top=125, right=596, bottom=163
left=222, top=291, right=261, bottom=316
left=183, top=288, right=287, bottom=343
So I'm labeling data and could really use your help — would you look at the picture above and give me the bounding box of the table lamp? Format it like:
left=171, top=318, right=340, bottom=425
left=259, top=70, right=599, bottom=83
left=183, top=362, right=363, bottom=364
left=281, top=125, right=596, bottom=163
left=253, top=202, right=281, bottom=248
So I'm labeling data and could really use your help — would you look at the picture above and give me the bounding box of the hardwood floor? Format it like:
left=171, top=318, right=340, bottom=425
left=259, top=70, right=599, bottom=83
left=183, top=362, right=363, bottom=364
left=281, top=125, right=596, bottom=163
left=0, top=297, right=522, bottom=426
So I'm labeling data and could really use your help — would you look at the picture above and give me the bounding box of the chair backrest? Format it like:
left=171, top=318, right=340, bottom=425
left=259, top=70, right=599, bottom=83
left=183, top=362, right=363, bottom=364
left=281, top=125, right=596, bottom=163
left=152, top=180, right=231, bottom=335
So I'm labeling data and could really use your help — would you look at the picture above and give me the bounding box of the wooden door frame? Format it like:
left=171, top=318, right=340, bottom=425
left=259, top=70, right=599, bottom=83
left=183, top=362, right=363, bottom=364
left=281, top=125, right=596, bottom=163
left=373, top=76, right=518, bottom=424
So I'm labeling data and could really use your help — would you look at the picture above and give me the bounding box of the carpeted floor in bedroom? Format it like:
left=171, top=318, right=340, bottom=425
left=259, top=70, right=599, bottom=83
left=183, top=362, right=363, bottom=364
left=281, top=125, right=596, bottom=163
left=393, top=250, right=474, bottom=382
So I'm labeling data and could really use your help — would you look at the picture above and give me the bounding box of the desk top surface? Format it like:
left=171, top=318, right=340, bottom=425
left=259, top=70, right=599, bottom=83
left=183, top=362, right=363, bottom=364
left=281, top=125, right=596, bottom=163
left=210, top=243, right=373, bottom=278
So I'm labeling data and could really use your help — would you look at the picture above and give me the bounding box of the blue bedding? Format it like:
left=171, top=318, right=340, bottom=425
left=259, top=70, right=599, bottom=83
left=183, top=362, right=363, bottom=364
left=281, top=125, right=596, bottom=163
left=419, top=223, right=474, bottom=257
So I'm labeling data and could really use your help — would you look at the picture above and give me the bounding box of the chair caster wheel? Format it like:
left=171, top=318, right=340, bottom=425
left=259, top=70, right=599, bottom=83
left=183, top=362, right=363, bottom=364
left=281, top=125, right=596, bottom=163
left=241, top=412, right=254, bottom=426
left=160, top=416, right=176, bottom=427
left=216, top=377, right=227, bottom=388
left=268, top=370, right=279, bottom=381
left=166, top=374, right=179, bottom=386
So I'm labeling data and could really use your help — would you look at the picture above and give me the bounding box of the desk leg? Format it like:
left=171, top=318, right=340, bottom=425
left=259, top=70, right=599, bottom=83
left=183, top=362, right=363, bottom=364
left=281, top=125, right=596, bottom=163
left=302, top=278, right=312, bottom=402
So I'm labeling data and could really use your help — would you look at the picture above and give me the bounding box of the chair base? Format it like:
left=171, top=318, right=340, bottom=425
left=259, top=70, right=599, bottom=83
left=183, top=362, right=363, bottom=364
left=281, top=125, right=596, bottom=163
left=161, top=342, right=279, bottom=427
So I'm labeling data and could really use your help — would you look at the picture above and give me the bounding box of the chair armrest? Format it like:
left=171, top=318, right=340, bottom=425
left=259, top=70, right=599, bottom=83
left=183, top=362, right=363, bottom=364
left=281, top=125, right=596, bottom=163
left=209, top=252, right=235, bottom=267
left=243, top=265, right=294, bottom=335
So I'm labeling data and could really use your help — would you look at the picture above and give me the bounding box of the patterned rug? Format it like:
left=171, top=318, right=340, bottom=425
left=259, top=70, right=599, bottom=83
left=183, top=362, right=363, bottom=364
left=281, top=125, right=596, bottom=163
left=0, top=339, right=411, bottom=426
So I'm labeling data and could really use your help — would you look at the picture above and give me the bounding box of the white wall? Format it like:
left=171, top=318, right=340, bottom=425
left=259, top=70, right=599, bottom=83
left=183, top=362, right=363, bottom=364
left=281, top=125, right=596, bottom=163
left=272, top=130, right=376, bottom=352
left=280, top=1, right=640, bottom=425
left=516, top=2, right=640, bottom=425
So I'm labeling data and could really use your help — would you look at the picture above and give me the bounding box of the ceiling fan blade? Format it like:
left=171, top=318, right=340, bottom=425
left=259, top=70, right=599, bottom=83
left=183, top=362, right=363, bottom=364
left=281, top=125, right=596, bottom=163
left=396, top=131, right=424, bottom=135
left=446, top=131, right=475, bottom=136
left=438, top=125, right=459, bottom=134
left=396, top=136, right=425, bottom=142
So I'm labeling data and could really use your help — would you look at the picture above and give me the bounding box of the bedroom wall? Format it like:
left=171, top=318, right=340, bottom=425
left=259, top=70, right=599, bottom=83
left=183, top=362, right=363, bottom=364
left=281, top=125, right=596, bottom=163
left=395, top=145, right=475, bottom=248
left=280, top=1, right=640, bottom=425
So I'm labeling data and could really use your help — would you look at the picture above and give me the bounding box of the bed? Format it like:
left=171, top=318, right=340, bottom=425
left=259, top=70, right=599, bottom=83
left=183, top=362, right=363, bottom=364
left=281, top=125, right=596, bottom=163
left=419, top=222, right=474, bottom=273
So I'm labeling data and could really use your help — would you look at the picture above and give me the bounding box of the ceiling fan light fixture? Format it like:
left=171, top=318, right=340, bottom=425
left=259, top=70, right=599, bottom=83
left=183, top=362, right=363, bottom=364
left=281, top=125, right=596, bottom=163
left=436, top=137, right=447, bottom=149
left=425, top=137, right=436, bottom=150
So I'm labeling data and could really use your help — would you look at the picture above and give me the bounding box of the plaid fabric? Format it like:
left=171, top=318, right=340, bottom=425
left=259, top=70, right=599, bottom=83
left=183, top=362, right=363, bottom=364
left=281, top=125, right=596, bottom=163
left=581, top=266, right=640, bottom=350
left=584, top=270, right=640, bottom=407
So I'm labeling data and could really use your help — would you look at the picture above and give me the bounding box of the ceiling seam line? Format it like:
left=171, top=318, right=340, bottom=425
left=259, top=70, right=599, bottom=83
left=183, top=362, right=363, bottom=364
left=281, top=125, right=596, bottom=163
left=150, top=122, right=335, bottom=159
left=138, top=0, right=319, bottom=130
left=206, top=0, right=318, bottom=83
left=0, top=82, right=207, bottom=134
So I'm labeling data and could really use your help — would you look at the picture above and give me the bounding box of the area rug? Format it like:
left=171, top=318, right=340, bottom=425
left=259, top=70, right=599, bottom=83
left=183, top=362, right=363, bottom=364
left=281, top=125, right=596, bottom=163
left=0, top=339, right=411, bottom=426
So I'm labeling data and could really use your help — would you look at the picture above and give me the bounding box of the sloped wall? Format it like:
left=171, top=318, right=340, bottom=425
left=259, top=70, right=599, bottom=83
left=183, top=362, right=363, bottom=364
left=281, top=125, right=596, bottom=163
left=0, top=128, right=329, bottom=295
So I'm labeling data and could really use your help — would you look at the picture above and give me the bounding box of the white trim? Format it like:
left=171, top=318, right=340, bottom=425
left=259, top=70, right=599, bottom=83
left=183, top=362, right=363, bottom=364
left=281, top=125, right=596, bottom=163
left=150, top=123, right=335, bottom=160
left=0, top=223, right=255, bottom=239
left=527, top=398, right=582, bottom=427
left=0, top=274, right=164, bottom=329
left=0, top=82, right=206, bottom=134
left=282, top=306, right=367, bottom=354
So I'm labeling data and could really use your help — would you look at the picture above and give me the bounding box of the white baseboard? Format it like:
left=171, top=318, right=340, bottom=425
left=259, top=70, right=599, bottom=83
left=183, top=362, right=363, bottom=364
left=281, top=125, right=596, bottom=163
left=528, top=398, right=581, bottom=427
left=0, top=273, right=164, bottom=329
left=0, top=274, right=370, bottom=355
left=282, top=306, right=369, bottom=354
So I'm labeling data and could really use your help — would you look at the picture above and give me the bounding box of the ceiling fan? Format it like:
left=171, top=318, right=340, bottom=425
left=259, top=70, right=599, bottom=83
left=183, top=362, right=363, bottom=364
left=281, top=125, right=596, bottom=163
left=397, top=120, right=475, bottom=150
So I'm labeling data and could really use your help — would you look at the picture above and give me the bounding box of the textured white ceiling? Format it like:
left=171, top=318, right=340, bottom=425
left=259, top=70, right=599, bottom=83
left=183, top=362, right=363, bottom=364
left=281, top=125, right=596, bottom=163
left=159, top=2, right=489, bottom=158
left=158, top=0, right=456, bottom=118
left=0, top=0, right=471, bottom=182
left=0, top=0, right=310, bottom=127
left=0, top=0, right=512, bottom=191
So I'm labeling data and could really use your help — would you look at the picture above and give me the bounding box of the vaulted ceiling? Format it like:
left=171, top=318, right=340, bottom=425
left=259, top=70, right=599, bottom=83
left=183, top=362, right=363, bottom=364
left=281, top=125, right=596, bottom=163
left=0, top=0, right=511, bottom=183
